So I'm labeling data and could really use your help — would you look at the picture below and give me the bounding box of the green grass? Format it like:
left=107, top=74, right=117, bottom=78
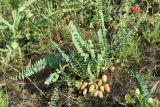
left=0, top=91, right=8, bottom=107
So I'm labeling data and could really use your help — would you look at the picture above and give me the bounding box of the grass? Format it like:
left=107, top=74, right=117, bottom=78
left=0, top=0, right=160, bottom=107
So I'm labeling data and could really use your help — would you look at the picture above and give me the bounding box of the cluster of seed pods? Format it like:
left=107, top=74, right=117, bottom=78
left=80, top=74, right=110, bottom=98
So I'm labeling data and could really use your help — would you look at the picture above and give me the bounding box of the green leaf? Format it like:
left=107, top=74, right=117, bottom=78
left=135, top=73, right=149, bottom=100
left=69, top=21, right=89, bottom=62
left=150, top=81, right=160, bottom=95
left=87, top=62, right=95, bottom=80
left=54, top=43, right=70, bottom=62
left=44, top=73, right=59, bottom=85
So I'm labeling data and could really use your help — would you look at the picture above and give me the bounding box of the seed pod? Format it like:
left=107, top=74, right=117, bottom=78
left=94, top=83, right=99, bottom=90
left=83, top=88, right=87, bottom=95
left=81, top=82, right=88, bottom=90
left=104, top=84, right=110, bottom=92
left=102, top=75, right=107, bottom=83
left=100, top=86, right=104, bottom=92
left=98, top=91, right=103, bottom=98
left=90, top=91, right=94, bottom=96
left=98, top=79, right=103, bottom=86
left=94, top=90, right=99, bottom=97
left=89, top=84, right=95, bottom=93
left=110, top=66, right=115, bottom=72
left=89, top=81, right=94, bottom=85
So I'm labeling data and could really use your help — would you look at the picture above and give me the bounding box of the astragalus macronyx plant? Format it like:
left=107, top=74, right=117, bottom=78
left=10, top=2, right=114, bottom=105
left=9, top=2, right=113, bottom=105
left=8, top=0, right=144, bottom=94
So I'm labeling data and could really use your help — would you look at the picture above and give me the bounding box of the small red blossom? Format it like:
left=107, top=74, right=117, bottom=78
left=130, top=7, right=138, bottom=13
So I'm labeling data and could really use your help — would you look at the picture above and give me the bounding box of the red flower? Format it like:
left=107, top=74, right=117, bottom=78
left=130, top=7, right=138, bottom=13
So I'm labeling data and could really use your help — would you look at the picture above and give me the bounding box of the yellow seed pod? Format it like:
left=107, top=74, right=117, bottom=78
left=81, top=82, right=88, bottom=90
left=102, top=75, right=107, bottom=83
left=90, top=90, right=95, bottom=96
left=98, top=79, right=102, bottom=86
left=94, top=83, right=99, bottom=90
left=89, top=84, right=95, bottom=93
left=104, top=84, right=110, bottom=93
left=83, top=88, right=87, bottom=95
left=100, top=86, right=104, bottom=92
left=89, top=81, right=94, bottom=85
left=94, top=90, right=99, bottom=97
left=98, top=91, right=103, bottom=98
